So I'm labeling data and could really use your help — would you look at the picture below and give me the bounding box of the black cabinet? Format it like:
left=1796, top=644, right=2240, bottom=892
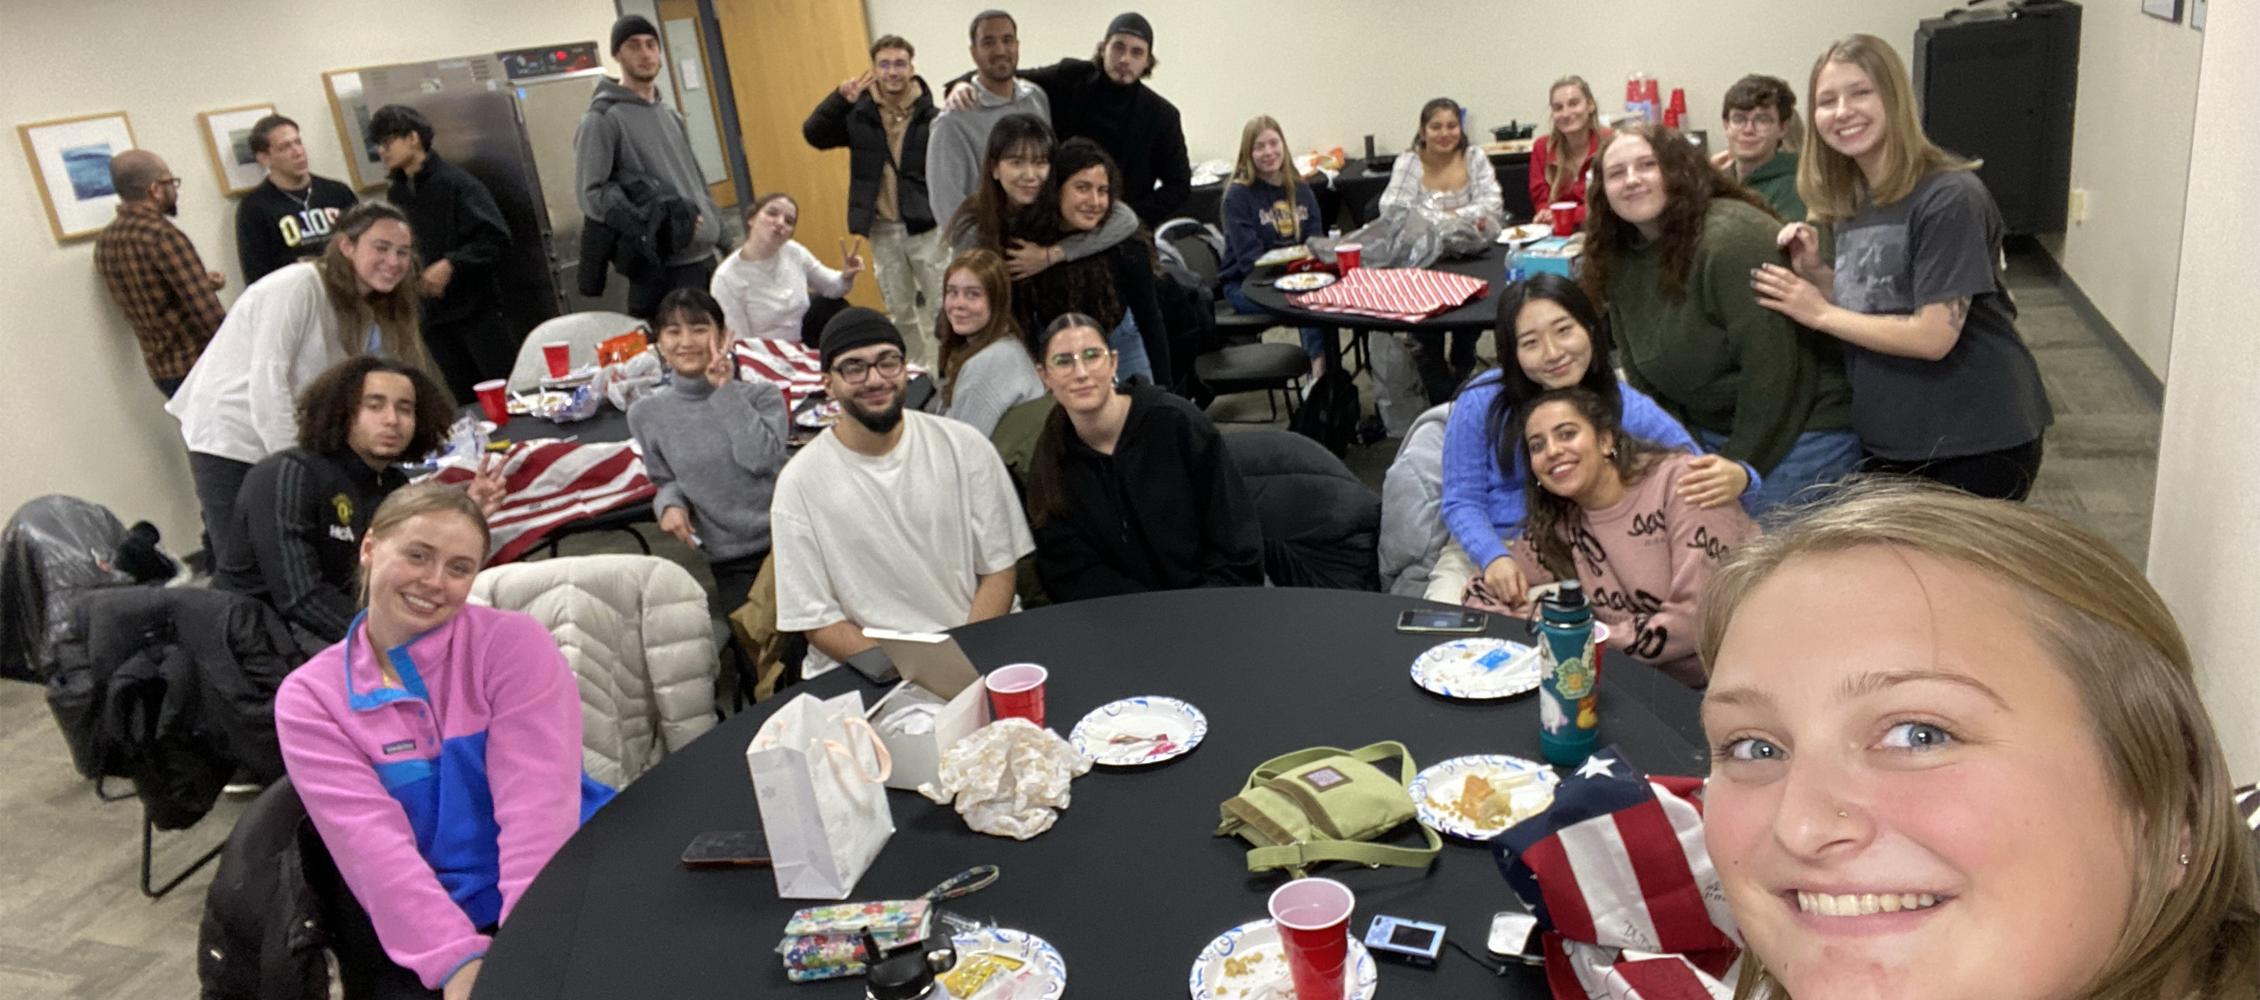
left=1913, top=0, right=2083, bottom=235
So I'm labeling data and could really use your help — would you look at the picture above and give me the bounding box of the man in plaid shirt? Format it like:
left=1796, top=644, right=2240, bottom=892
left=94, top=150, right=227, bottom=397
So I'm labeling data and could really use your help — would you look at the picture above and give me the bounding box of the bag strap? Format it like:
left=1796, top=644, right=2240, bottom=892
left=1245, top=825, right=1443, bottom=875
left=819, top=715, right=893, bottom=784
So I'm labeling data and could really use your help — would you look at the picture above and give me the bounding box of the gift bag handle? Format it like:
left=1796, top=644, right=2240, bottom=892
left=818, top=715, right=893, bottom=784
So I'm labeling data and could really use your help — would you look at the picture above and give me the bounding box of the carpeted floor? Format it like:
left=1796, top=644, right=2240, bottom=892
left=0, top=246, right=2156, bottom=998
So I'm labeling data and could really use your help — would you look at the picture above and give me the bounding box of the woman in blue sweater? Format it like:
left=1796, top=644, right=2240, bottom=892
left=1220, top=115, right=1328, bottom=376
left=1431, top=273, right=1756, bottom=602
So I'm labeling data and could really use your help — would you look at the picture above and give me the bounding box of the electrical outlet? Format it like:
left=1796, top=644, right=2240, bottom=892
left=2068, top=188, right=2088, bottom=224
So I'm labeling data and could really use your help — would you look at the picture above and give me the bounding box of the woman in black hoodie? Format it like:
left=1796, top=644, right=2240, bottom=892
left=1023, top=313, right=1263, bottom=602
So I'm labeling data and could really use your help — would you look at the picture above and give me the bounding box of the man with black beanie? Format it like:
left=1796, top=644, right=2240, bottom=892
left=948, top=11, right=1190, bottom=226
left=769, top=307, right=1034, bottom=678
left=574, top=14, right=723, bottom=318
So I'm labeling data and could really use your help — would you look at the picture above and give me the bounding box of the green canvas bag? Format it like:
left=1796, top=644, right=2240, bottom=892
left=1215, top=741, right=1442, bottom=876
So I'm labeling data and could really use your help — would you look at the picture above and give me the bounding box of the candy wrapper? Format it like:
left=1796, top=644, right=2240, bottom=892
left=918, top=719, right=1091, bottom=840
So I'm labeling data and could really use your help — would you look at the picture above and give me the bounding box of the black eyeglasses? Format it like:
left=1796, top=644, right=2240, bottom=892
left=1043, top=347, right=1113, bottom=373
left=155, top=177, right=183, bottom=189
left=832, top=353, right=906, bottom=383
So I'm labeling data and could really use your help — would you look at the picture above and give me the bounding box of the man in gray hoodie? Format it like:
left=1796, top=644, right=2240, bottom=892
left=923, top=9, right=1050, bottom=232
left=575, top=15, right=723, bottom=318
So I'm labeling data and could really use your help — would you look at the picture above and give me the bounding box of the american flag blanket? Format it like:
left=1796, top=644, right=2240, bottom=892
left=1288, top=267, right=1490, bottom=323
left=729, top=336, right=928, bottom=430
left=424, top=438, right=653, bottom=565
left=1492, top=748, right=1742, bottom=999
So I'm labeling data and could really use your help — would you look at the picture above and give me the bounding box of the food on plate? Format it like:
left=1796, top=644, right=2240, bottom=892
left=941, top=952, right=1024, bottom=996
left=1273, top=272, right=1336, bottom=292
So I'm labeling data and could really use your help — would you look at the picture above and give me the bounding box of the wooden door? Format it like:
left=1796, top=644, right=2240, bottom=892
left=711, top=0, right=882, bottom=310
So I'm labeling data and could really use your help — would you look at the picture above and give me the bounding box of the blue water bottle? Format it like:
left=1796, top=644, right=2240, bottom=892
left=1536, top=581, right=1600, bottom=768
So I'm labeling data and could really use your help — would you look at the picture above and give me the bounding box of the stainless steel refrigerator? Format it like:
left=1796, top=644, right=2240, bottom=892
left=360, top=42, right=624, bottom=349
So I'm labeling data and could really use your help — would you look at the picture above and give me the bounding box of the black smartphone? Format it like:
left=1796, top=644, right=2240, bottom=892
left=680, top=830, right=771, bottom=869
left=1396, top=608, right=1490, bottom=635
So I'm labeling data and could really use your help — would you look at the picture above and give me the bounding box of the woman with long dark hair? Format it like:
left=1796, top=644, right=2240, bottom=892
left=1582, top=119, right=1857, bottom=514
left=1379, top=97, right=1506, bottom=402
left=168, top=201, right=439, bottom=594
left=942, top=113, right=1136, bottom=271
left=1464, top=386, right=1756, bottom=687
left=1010, top=138, right=1170, bottom=386
left=1023, top=313, right=1261, bottom=602
left=1751, top=34, right=2052, bottom=500
left=1430, top=273, right=1755, bottom=602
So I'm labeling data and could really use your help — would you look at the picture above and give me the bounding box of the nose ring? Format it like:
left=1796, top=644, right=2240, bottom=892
left=1836, top=810, right=1847, bottom=818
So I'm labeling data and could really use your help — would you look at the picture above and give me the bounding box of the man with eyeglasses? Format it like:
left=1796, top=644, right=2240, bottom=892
left=1713, top=74, right=1806, bottom=221
left=94, top=149, right=227, bottom=397
left=769, top=307, right=1034, bottom=680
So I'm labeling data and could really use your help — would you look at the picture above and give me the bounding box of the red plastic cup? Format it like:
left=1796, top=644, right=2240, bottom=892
left=1550, top=202, right=1581, bottom=237
left=1335, top=243, right=1363, bottom=272
left=473, top=379, right=509, bottom=425
left=985, top=663, right=1048, bottom=728
left=1668, top=87, right=1687, bottom=114
left=1271, top=877, right=1355, bottom=999
left=541, top=341, right=572, bottom=378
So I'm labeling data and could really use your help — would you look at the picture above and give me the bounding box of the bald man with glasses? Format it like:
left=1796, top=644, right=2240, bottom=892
left=94, top=149, right=227, bottom=397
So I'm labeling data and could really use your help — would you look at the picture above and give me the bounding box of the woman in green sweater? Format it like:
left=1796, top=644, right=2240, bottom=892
left=1580, top=119, right=1855, bottom=514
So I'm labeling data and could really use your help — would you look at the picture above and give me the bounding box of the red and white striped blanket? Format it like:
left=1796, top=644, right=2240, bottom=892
left=425, top=438, right=653, bottom=565
left=1288, top=267, right=1490, bottom=323
left=729, top=336, right=928, bottom=429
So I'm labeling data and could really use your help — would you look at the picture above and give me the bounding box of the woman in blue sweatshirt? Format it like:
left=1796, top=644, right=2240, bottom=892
left=1220, top=115, right=1328, bottom=375
left=1432, top=273, right=1757, bottom=602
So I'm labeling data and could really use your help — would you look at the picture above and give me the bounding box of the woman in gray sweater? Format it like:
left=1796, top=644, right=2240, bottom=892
left=936, top=248, right=1046, bottom=437
left=625, top=287, right=792, bottom=618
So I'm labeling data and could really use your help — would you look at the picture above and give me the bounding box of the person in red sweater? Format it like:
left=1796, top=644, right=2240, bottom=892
left=1529, top=75, right=1609, bottom=226
left=1467, top=385, right=1757, bottom=686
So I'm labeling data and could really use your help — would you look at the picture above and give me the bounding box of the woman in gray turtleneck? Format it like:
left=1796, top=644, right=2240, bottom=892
left=625, top=287, right=791, bottom=618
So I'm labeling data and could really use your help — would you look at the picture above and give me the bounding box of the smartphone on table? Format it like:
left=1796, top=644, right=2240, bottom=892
left=1396, top=608, right=1489, bottom=635
left=681, top=830, right=771, bottom=870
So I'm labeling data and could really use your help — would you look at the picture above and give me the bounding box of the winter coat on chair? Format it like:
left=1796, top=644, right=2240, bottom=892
left=197, top=776, right=329, bottom=1000
left=470, top=554, right=718, bottom=788
left=1, top=494, right=133, bottom=682
left=1223, top=430, right=1384, bottom=591
left=1378, top=402, right=1454, bottom=596
left=46, top=585, right=303, bottom=828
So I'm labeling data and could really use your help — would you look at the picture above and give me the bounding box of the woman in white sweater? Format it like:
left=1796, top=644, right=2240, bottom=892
left=935, top=249, right=1045, bottom=437
left=709, top=193, right=865, bottom=346
left=166, top=201, right=436, bottom=586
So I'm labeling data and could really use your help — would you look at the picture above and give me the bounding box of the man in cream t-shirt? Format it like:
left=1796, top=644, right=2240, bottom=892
left=770, top=307, right=1034, bottom=677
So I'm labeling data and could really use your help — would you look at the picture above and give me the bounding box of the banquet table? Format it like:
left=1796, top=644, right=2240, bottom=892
left=1235, top=244, right=1512, bottom=386
left=474, top=588, right=1708, bottom=999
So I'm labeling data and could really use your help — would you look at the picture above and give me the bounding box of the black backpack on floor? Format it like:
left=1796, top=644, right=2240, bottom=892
left=1289, top=367, right=1361, bottom=456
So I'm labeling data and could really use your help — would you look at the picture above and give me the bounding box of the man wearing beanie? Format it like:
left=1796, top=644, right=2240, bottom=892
left=947, top=12, right=1189, bottom=226
left=575, top=14, right=723, bottom=318
left=769, top=307, right=1034, bottom=678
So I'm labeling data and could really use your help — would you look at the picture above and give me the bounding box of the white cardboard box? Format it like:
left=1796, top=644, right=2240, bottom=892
left=864, top=629, right=990, bottom=791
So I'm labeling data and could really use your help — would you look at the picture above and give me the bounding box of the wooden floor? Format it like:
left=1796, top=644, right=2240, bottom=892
left=0, top=248, right=2158, bottom=998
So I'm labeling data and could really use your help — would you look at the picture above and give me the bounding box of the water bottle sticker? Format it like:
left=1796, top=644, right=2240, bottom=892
left=1555, top=655, right=1597, bottom=701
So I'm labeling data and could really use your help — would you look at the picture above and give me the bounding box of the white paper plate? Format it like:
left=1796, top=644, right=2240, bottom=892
left=1069, top=696, right=1208, bottom=767
left=1273, top=272, right=1337, bottom=292
left=1410, top=636, right=1542, bottom=700
left=1254, top=245, right=1313, bottom=268
left=946, top=927, right=1065, bottom=999
left=1411, top=754, right=1561, bottom=840
left=1188, top=920, right=1377, bottom=1000
left=1496, top=222, right=1552, bottom=247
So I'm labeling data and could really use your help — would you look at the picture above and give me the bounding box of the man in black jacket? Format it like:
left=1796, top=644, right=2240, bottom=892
left=953, top=12, right=1190, bottom=228
left=216, top=356, right=503, bottom=651
left=805, top=34, right=945, bottom=365
left=369, top=104, right=517, bottom=403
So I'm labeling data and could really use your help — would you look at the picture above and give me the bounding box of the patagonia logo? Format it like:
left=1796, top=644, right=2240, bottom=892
left=381, top=740, right=416, bottom=755
left=1299, top=766, right=1349, bottom=792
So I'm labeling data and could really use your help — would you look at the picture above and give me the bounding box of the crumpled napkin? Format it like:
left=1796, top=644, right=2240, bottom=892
left=917, top=719, right=1092, bottom=839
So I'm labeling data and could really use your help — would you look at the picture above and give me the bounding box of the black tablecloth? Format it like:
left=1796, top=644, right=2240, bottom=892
left=475, top=588, right=1707, bottom=999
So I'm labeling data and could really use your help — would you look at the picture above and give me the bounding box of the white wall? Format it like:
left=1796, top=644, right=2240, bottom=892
left=2150, top=8, right=2259, bottom=778
left=2040, top=5, right=2203, bottom=375
left=864, top=0, right=1952, bottom=164
left=0, top=0, right=618, bottom=549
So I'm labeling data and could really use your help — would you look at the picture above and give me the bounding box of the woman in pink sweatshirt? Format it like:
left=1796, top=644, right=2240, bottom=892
left=275, top=483, right=611, bottom=999
left=1469, top=386, right=1758, bottom=685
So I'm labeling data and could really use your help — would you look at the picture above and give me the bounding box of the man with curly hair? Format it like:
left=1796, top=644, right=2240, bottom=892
left=216, top=356, right=503, bottom=648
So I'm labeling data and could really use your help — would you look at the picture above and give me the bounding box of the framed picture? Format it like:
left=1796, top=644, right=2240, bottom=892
left=197, top=103, right=277, bottom=196
left=321, top=67, right=387, bottom=191
left=16, top=111, right=136, bottom=242
left=2142, top=0, right=2181, bottom=22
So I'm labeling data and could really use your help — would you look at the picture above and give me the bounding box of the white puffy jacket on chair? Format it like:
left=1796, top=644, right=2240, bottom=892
left=470, top=554, right=717, bottom=788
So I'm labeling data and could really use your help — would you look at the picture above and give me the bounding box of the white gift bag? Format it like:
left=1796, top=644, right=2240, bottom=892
left=746, top=690, right=896, bottom=899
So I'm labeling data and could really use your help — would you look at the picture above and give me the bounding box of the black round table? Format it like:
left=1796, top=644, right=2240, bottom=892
left=1239, top=245, right=1512, bottom=405
left=474, top=588, right=1708, bottom=999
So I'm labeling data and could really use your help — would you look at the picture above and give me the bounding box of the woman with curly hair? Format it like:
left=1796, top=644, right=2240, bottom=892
left=1582, top=119, right=1855, bottom=514
left=1466, top=385, right=1755, bottom=687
